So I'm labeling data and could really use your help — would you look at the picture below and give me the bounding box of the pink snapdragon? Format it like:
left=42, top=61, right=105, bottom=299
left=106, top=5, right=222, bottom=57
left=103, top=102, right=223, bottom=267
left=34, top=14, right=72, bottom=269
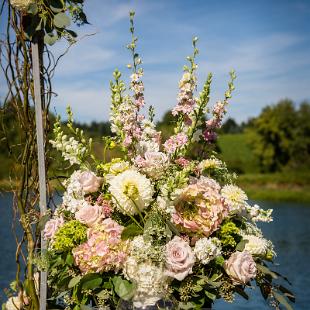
left=163, top=133, right=188, bottom=154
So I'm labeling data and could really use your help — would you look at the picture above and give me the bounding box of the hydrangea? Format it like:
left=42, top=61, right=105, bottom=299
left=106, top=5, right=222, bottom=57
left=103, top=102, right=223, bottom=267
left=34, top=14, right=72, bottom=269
left=109, top=169, right=153, bottom=215
left=194, top=237, right=222, bottom=264
left=245, top=204, right=273, bottom=222
left=72, top=219, right=127, bottom=273
left=124, top=258, right=167, bottom=309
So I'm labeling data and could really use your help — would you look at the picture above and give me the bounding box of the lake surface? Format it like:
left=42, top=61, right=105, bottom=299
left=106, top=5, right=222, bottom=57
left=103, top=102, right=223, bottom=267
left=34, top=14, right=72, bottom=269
left=0, top=193, right=309, bottom=309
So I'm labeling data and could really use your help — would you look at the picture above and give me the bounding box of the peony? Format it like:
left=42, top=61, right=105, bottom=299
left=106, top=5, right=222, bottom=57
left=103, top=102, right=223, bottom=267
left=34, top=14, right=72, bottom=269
left=164, top=236, right=195, bottom=281
left=43, top=217, right=64, bottom=240
left=224, top=251, right=257, bottom=285
left=194, top=237, right=222, bottom=265
left=108, top=169, right=153, bottom=215
left=78, top=170, right=102, bottom=193
left=75, top=204, right=103, bottom=226
left=242, top=235, right=269, bottom=256
left=221, top=185, right=248, bottom=212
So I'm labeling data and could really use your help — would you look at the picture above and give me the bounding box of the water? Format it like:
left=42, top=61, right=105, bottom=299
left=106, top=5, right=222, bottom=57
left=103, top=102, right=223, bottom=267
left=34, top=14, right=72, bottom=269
left=0, top=194, right=309, bottom=309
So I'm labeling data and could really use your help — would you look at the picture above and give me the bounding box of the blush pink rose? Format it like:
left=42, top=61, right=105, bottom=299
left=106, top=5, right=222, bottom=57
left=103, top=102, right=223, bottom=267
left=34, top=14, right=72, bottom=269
left=102, top=218, right=124, bottom=243
left=164, top=236, right=195, bottom=281
left=78, top=171, right=102, bottom=193
left=224, top=251, right=257, bottom=285
left=75, top=204, right=102, bottom=226
left=43, top=217, right=64, bottom=240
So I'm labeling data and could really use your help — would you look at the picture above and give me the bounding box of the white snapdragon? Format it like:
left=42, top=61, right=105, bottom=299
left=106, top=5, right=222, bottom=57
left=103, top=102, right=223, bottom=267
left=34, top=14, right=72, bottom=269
left=194, top=237, right=222, bottom=264
left=50, top=134, right=87, bottom=166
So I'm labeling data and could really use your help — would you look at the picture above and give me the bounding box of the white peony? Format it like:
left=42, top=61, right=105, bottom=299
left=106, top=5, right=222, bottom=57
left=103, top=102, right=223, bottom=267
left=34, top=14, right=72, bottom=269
left=194, top=237, right=222, bottom=264
left=109, top=169, right=153, bottom=215
left=221, top=185, right=248, bottom=212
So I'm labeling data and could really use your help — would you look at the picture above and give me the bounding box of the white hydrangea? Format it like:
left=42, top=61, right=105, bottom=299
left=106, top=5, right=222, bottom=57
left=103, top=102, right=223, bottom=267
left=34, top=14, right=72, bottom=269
left=10, top=0, right=34, bottom=11
left=221, top=185, right=248, bottom=211
left=124, top=257, right=167, bottom=309
left=109, top=169, right=153, bottom=215
left=194, top=237, right=222, bottom=264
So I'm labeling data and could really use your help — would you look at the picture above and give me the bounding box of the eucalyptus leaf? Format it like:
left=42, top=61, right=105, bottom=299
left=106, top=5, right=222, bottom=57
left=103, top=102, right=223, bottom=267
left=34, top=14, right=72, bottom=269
left=256, top=264, right=278, bottom=279
left=273, top=291, right=293, bottom=310
left=68, top=276, right=81, bottom=289
left=54, top=12, right=71, bottom=28
left=205, top=291, right=216, bottom=301
left=236, top=239, right=248, bottom=251
left=50, top=0, right=64, bottom=13
left=44, top=33, right=58, bottom=46
left=112, top=276, right=135, bottom=301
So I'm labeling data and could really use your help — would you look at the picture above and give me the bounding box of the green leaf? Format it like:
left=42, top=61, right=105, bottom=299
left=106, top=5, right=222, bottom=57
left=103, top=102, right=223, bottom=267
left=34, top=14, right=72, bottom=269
left=96, top=289, right=109, bottom=299
left=236, top=239, right=248, bottom=251
left=214, top=255, right=225, bottom=266
left=273, top=291, right=293, bottom=310
left=121, top=223, right=143, bottom=240
left=54, top=12, right=71, bottom=28
left=256, top=264, right=278, bottom=279
left=80, top=306, right=92, bottom=310
left=82, top=278, right=102, bottom=290
left=205, top=291, right=216, bottom=301
left=112, top=276, right=135, bottom=301
left=66, top=253, right=74, bottom=266
left=27, top=3, right=38, bottom=15
left=44, top=33, right=58, bottom=46
left=68, top=276, right=81, bottom=288
left=50, top=0, right=64, bottom=13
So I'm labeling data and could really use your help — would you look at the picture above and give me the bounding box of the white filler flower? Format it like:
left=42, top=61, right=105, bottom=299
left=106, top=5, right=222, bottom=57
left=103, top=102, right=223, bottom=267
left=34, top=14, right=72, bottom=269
left=109, top=169, right=153, bottom=215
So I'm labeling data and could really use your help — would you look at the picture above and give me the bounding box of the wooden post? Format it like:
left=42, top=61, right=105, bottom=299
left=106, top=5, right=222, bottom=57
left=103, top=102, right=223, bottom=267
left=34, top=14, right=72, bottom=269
left=31, top=37, right=47, bottom=310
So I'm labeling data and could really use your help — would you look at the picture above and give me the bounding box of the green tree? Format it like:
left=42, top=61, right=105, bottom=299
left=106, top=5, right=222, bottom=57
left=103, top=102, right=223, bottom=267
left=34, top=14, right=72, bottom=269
left=247, top=99, right=310, bottom=172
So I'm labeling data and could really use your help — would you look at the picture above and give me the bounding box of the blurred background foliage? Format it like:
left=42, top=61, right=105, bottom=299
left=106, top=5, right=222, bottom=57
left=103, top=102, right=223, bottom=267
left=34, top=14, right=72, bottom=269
left=1, top=98, right=310, bottom=202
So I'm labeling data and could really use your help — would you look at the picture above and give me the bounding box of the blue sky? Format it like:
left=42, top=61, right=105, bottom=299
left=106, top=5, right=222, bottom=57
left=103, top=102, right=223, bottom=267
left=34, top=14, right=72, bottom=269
left=2, top=0, right=310, bottom=123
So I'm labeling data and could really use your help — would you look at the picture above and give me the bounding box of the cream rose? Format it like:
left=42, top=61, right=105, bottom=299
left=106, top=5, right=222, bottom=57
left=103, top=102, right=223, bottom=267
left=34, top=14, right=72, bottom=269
left=224, top=251, right=257, bottom=285
left=43, top=217, right=64, bottom=240
left=75, top=204, right=102, bottom=226
left=78, top=171, right=102, bottom=193
left=164, top=236, right=195, bottom=281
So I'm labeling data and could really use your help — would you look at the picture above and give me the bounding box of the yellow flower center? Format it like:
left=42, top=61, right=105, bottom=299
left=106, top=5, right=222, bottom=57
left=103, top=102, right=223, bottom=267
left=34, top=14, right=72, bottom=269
left=123, top=181, right=139, bottom=199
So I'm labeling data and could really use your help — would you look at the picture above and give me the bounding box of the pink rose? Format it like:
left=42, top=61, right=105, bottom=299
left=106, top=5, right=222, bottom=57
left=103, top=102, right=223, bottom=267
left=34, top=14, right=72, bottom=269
left=43, top=217, right=64, bottom=240
left=164, top=236, right=195, bottom=281
left=102, top=218, right=124, bottom=243
left=75, top=204, right=102, bottom=226
left=224, top=251, right=257, bottom=285
left=78, top=171, right=102, bottom=193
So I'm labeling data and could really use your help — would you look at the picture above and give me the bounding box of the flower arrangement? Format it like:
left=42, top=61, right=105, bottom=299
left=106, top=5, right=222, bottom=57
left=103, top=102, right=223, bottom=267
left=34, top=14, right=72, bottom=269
left=37, top=12, right=294, bottom=310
